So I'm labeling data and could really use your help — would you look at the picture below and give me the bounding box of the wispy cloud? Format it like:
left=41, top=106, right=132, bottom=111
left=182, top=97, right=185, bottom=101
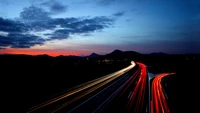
left=97, top=0, right=116, bottom=6
left=113, top=11, right=125, bottom=17
left=41, top=0, right=67, bottom=14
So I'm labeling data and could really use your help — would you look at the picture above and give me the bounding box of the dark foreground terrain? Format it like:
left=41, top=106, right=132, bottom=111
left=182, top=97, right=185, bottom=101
left=1, top=54, right=130, bottom=113
left=1, top=50, right=199, bottom=113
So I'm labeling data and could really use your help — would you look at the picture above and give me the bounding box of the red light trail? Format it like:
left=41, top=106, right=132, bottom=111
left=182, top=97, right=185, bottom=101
left=151, top=72, right=175, bottom=113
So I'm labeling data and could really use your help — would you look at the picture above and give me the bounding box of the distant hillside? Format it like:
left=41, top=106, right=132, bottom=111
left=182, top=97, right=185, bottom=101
left=106, top=49, right=123, bottom=56
left=88, top=53, right=101, bottom=58
left=104, top=49, right=142, bottom=60
left=2, top=50, right=196, bottom=59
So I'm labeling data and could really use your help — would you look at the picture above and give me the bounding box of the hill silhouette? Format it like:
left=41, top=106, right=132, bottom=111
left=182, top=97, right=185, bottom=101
left=88, top=53, right=101, bottom=58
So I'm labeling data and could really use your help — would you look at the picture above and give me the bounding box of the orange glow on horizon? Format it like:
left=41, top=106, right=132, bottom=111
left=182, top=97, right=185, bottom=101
left=0, top=48, right=89, bottom=57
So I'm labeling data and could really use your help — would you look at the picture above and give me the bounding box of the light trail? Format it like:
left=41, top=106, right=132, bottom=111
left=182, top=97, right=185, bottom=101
left=67, top=70, right=133, bottom=113
left=92, top=70, right=137, bottom=113
left=126, top=62, right=147, bottom=113
left=151, top=72, right=175, bottom=113
left=52, top=68, right=128, bottom=112
left=27, top=61, right=136, bottom=113
left=119, top=67, right=141, bottom=97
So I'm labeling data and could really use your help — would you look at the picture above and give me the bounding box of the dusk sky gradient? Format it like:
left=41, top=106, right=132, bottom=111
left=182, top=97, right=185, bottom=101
left=0, top=0, right=199, bottom=56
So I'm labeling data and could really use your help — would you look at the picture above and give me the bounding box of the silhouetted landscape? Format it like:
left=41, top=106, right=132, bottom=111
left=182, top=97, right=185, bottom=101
left=1, top=49, right=199, bottom=112
left=1, top=0, right=199, bottom=112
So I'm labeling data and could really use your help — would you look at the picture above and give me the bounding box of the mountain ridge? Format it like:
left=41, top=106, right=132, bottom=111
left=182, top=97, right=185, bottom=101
left=1, top=49, right=193, bottom=58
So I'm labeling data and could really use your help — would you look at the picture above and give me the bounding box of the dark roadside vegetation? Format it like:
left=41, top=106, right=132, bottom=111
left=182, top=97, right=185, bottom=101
left=1, top=49, right=199, bottom=113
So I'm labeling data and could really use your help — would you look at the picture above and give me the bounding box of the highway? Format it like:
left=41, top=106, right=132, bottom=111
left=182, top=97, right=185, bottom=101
left=27, top=61, right=136, bottom=113
left=150, top=72, right=176, bottom=113
left=27, top=61, right=175, bottom=113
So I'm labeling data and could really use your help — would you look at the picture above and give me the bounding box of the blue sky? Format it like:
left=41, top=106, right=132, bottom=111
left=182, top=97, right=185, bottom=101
left=0, top=0, right=199, bottom=56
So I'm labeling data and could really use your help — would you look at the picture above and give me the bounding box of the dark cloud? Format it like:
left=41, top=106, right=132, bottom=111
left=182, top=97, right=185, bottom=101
left=0, top=17, right=28, bottom=32
left=29, top=20, right=56, bottom=31
left=77, top=24, right=104, bottom=33
left=19, top=5, right=59, bottom=31
left=61, top=16, right=113, bottom=30
left=48, top=29, right=70, bottom=40
left=20, top=5, right=113, bottom=32
left=20, top=5, right=50, bottom=21
left=113, top=12, right=125, bottom=17
left=27, top=16, right=113, bottom=39
left=41, top=0, right=67, bottom=14
left=0, top=9, right=114, bottom=48
left=48, top=16, right=114, bottom=39
left=49, top=17, right=79, bottom=28
left=0, top=16, right=45, bottom=48
left=97, top=0, right=116, bottom=6
left=0, top=33, right=45, bottom=48
left=0, top=3, right=114, bottom=49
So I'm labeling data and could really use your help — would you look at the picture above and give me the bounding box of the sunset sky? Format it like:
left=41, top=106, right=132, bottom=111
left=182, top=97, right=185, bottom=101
left=0, top=0, right=199, bottom=56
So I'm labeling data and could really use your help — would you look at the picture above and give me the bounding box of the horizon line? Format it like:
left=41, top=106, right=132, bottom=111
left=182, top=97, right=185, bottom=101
left=0, top=50, right=199, bottom=57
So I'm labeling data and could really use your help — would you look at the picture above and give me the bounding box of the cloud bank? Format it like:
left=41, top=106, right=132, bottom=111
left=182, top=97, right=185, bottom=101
left=0, top=5, right=114, bottom=48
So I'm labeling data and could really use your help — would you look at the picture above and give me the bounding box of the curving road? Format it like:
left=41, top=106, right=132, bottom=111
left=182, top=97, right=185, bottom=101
left=27, top=61, right=175, bottom=113
left=27, top=61, right=136, bottom=113
left=151, top=72, right=176, bottom=113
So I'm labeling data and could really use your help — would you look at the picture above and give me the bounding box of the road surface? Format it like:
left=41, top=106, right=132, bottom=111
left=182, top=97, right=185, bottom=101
left=27, top=61, right=175, bottom=113
left=150, top=72, right=176, bottom=113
